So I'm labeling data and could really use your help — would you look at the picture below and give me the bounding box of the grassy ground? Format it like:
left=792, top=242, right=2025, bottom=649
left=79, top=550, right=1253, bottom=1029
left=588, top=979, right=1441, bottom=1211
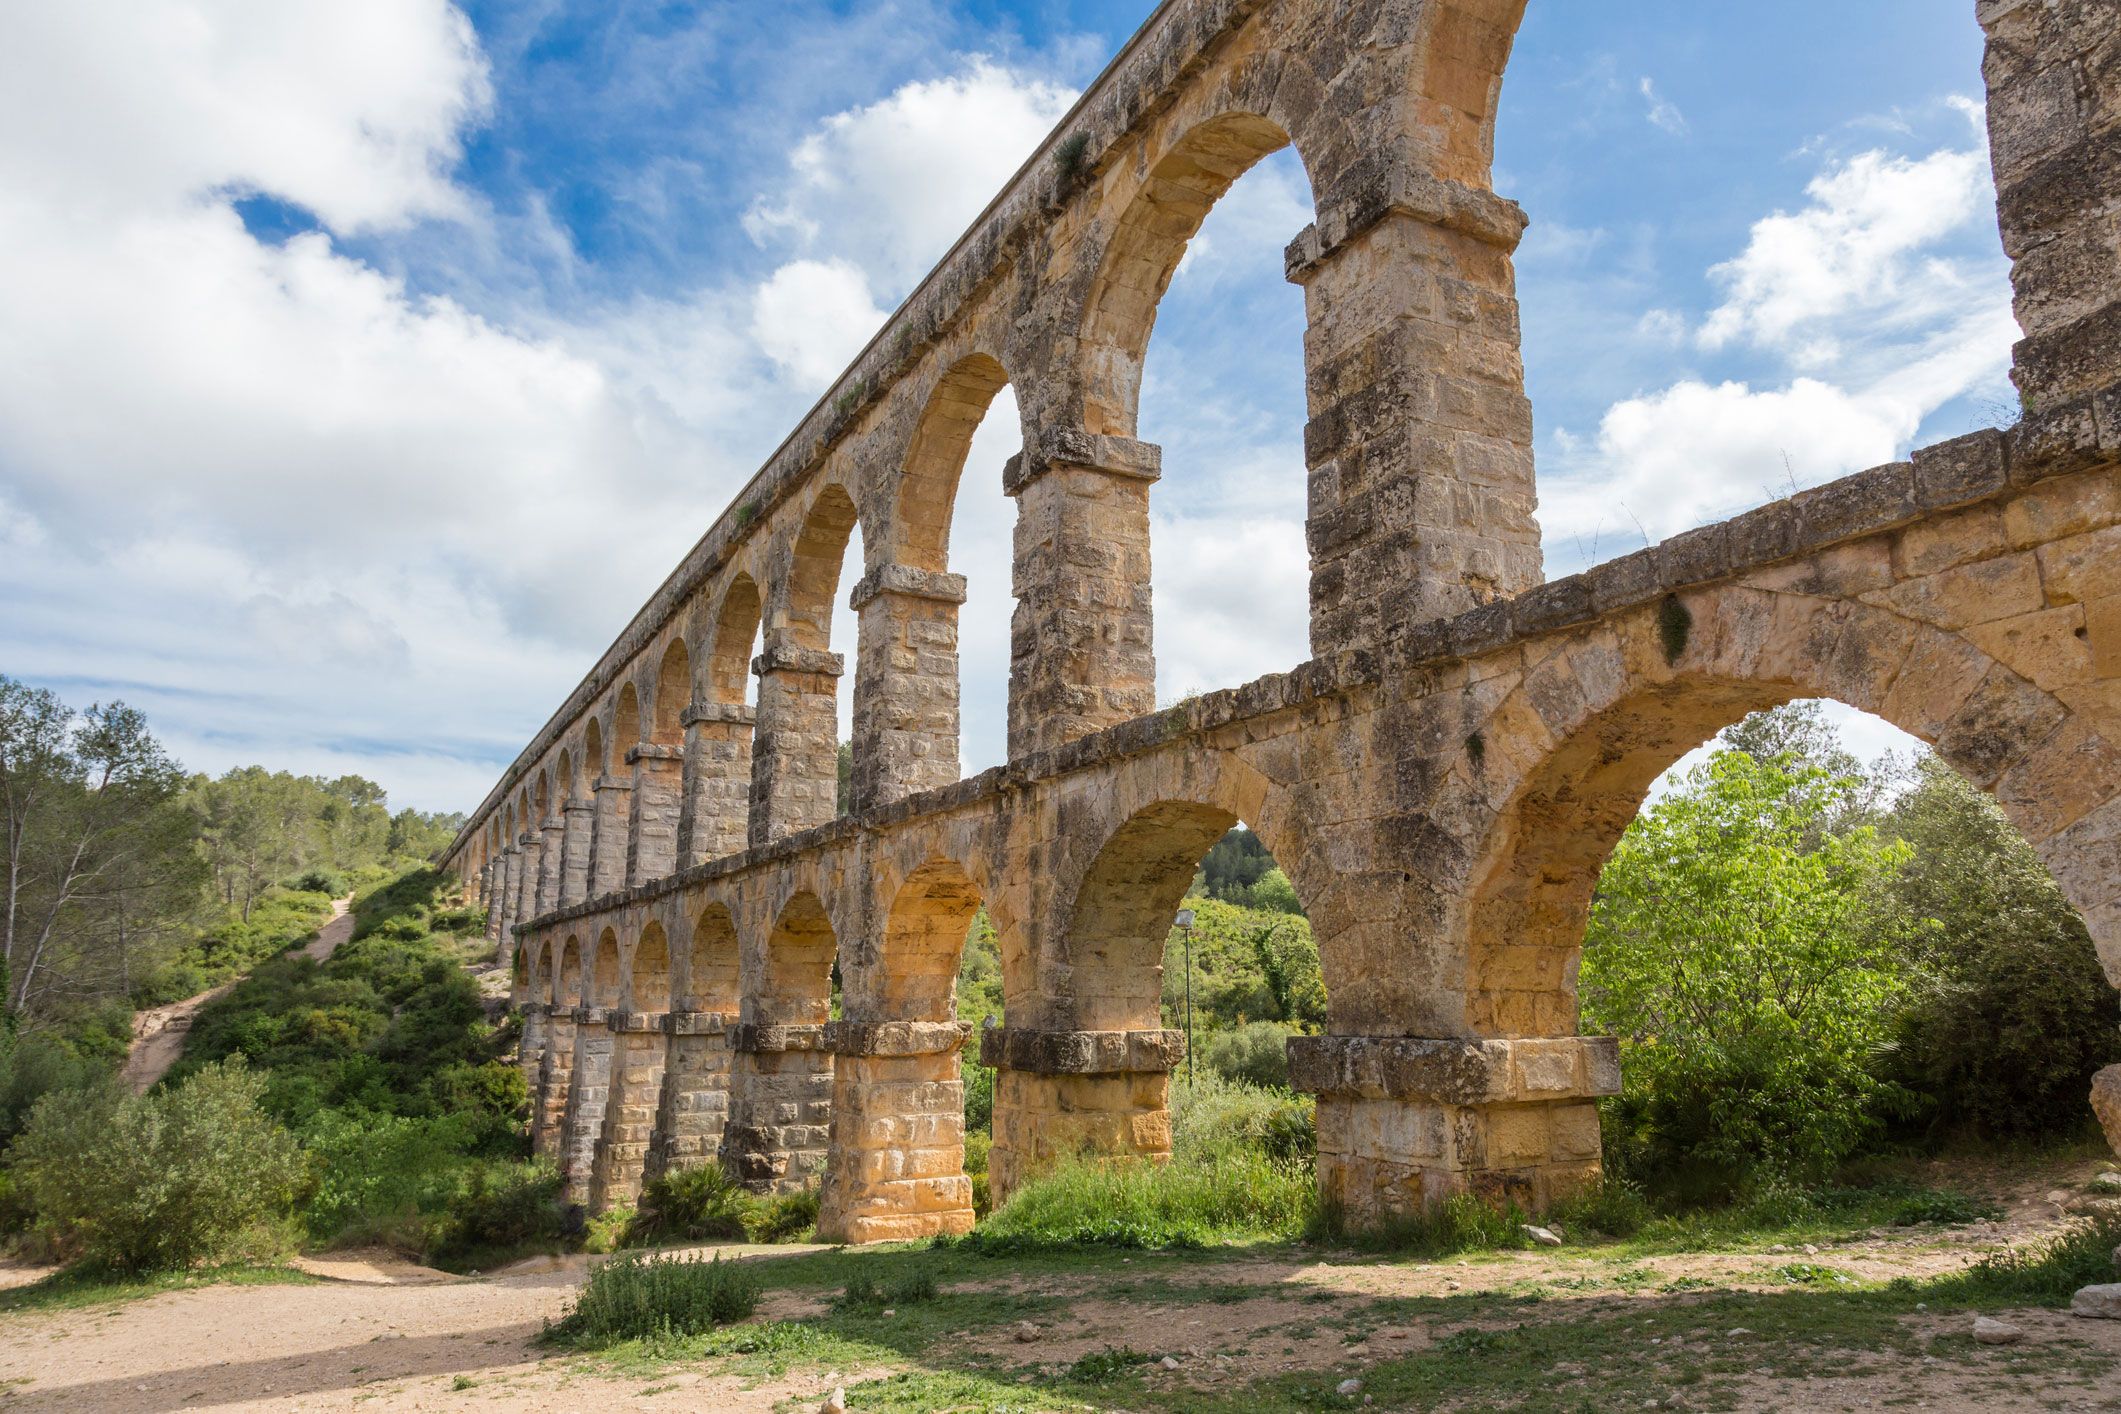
left=0, top=1263, right=317, bottom=1315
left=534, top=1155, right=2121, bottom=1412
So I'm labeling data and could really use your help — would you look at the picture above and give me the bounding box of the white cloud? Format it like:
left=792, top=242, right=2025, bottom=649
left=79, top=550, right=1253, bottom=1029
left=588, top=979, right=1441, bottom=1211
left=0, top=0, right=490, bottom=233
left=1540, top=117, right=2018, bottom=572
left=745, top=58, right=1077, bottom=292
left=1699, top=140, right=1992, bottom=359
left=1639, top=78, right=1688, bottom=137
left=749, top=258, right=889, bottom=388
left=0, top=8, right=1095, bottom=809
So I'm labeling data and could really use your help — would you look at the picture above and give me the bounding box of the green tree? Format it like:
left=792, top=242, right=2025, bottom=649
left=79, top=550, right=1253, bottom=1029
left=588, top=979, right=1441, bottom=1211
left=1582, top=750, right=1913, bottom=1185
left=1877, top=756, right=2121, bottom=1138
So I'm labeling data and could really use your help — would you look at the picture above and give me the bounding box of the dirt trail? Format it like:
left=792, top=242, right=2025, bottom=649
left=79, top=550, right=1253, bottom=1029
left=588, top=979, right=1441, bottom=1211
left=119, top=896, right=354, bottom=1094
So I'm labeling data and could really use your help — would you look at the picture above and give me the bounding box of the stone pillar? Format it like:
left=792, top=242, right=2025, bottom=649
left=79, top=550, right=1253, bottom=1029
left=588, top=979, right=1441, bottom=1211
left=483, top=858, right=505, bottom=945
left=1287, top=1036, right=1620, bottom=1223
left=1285, top=168, right=1541, bottom=650
left=487, top=852, right=513, bottom=949
left=558, top=1006, right=615, bottom=1207
left=587, top=775, right=632, bottom=897
left=512, top=832, right=541, bottom=936
left=532, top=1006, right=579, bottom=1160
left=849, top=565, right=967, bottom=814
left=558, top=799, right=594, bottom=907
left=748, top=638, right=844, bottom=847
left=719, top=1023, right=834, bottom=1194
left=536, top=817, right=564, bottom=915
left=518, top=1002, right=547, bottom=1109
left=1980, top=0, right=2121, bottom=423
left=1005, top=430, right=1160, bottom=759
left=677, top=704, right=755, bottom=866
left=591, top=1009, right=670, bottom=1211
left=645, top=1012, right=736, bottom=1183
left=626, top=745, right=683, bottom=886
left=981, top=1026, right=1184, bottom=1206
left=817, top=1020, right=976, bottom=1244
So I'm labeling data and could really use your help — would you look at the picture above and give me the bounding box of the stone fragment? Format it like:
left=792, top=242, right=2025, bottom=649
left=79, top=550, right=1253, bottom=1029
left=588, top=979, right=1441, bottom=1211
left=1522, top=1224, right=1562, bottom=1247
left=819, top=1390, right=847, bottom=1414
left=1973, top=1316, right=2023, bottom=1345
left=2071, top=1285, right=2121, bottom=1319
left=1337, top=1378, right=1364, bottom=1396
left=1013, top=1320, right=1038, bottom=1343
left=2092, top=1065, right=2121, bottom=1156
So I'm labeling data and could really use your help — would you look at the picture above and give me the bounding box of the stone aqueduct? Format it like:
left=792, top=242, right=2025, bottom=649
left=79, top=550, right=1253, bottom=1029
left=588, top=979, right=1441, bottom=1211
left=441, top=0, right=2121, bottom=1243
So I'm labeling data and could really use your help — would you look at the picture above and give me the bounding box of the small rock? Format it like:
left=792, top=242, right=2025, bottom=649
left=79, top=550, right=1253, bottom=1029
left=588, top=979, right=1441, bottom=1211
left=1013, top=1320, right=1039, bottom=1343
left=880, top=1308, right=895, bottom=1318
left=1802, top=1244, right=1820, bottom=1256
left=1973, top=1316, right=2023, bottom=1346
left=819, top=1390, right=847, bottom=1414
left=1160, top=1356, right=1181, bottom=1371
left=1337, top=1378, right=1363, bottom=1396
left=1445, top=1280, right=1462, bottom=1290
left=1016, top=1372, right=1034, bottom=1385
left=1521, top=1224, right=1563, bottom=1247
left=2071, top=1283, right=2121, bottom=1319
left=2047, top=1189, right=2073, bottom=1207
left=1726, top=1327, right=1751, bottom=1337
left=1915, top=1303, right=1927, bottom=1312
left=1767, top=1244, right=1790, bottom=1254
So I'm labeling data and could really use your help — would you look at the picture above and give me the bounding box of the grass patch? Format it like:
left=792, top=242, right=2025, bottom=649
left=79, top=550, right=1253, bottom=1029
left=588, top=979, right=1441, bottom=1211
left=0, top=1262, right=316, bottom=1314
left=542, top=1251, right=761, bottom=1348
left=971, top=1152, right=1311, bottom=1251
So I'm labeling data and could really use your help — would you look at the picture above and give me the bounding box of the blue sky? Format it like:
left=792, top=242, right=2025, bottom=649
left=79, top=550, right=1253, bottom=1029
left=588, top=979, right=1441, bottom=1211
left=0, top=1, right=2010, bottom=810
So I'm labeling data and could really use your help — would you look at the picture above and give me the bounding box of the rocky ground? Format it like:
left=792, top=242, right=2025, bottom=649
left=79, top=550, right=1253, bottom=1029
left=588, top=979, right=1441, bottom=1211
left=4, top=1154, right=2121, bottom=1411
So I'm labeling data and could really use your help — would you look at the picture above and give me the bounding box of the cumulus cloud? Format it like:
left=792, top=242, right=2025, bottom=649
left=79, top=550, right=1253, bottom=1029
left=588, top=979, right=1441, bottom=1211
left=745, top=58, right=1077, bottom=292
left=1540, top=115, right=2017, bottom=571
left=749, top=258, right=889, bottom=388
left=1698, top=142, right=1992, bottom=360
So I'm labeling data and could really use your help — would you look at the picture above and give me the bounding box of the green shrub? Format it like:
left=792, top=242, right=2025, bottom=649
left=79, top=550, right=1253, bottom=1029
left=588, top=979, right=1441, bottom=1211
left=290, top=868, right=348, bottom=897
left=1199, top=1021, right=1300, bottom=1089
left=1548, top=1177, right=1651, bottom=1238
left=977, top=1150, right=1312, bottom=1250
left=0, top=1170, right=31, bottom=1237
left=544, top=1251, right=761, bottom=1347
left=10, top=1060, right=307, bottom=1272
left=431, top=1161, right=573, bottom=1268
left=1170, top=1070, right=1314, bottom=1168
left=743, top=1189, right=819, bottom=1244
left=0, top=1030, right=104, bottom=1149
left=626, top=1164, right=750, bottom=1246
left=299, top=1110, right=477, bottom=1245
left=830, top=1265, right=940, bottom=1312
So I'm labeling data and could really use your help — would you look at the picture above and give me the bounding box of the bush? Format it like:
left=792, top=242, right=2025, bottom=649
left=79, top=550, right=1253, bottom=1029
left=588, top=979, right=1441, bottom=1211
left=431, top=1162, right=573, bottom=1268
left=1171, top=1070, right=1314, bottom=1168
left=831, top=1265, right=940, bottom=1312
left=290, top=868, right=348, bottom=897
left=10, top=1060, right=307, bottom=1272
left=1199, top=1021, right=1300, bottom=1090
left=743, top=1189, right=819, bottom=1245
left=977, top=1150, right=1312, bottom=1250
left=1940, top=1213, right=2121, bottom=1306
left=626, top=1165, right=751, bottom=1246
left=1548, top=1177, right=1651, bottom=1238
left=544, top=1251, right=761, bottom=1347
left=0, top=1030, right=104, bottom=1149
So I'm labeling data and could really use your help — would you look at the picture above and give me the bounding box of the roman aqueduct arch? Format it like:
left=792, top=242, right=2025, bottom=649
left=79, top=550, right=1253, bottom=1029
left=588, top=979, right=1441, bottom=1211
left=445, top=0, right=2121, bottom=1239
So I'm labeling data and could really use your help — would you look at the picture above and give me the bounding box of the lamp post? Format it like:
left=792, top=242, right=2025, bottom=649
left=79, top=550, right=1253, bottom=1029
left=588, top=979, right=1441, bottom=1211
left=1174, top=907, right=1196, bottom=1094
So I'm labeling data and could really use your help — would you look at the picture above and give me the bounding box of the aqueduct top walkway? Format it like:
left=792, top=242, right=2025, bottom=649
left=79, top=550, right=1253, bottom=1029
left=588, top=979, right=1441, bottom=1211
left=441, top=0, right=2121, bottom=1242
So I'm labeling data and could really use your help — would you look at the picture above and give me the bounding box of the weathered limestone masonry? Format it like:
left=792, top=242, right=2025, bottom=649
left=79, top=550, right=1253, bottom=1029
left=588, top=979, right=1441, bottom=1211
left=444, top=0, right=2121, bottom=1237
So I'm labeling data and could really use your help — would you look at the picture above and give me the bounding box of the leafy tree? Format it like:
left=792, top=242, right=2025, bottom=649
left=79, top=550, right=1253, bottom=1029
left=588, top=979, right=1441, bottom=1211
left=1876, top=756, right=2121, bottom=1138
left=1582, top=750, right=1914, bottom=1186
left=0, top=680, right=201, bottom=1021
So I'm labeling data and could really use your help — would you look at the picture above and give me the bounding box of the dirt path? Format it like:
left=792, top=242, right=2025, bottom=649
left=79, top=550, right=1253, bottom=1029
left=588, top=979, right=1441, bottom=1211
left=119, top=897, right=354, bottom=1094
